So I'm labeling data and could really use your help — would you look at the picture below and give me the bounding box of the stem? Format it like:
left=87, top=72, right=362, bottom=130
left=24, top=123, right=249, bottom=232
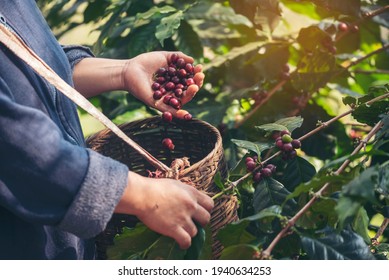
left=372, top=218, right=389, bottom=243
left=261, top=119, right=385, bottom=259
left=352, top=69, right=389, bottom=75
left=345, top=44, right=389, bottom=69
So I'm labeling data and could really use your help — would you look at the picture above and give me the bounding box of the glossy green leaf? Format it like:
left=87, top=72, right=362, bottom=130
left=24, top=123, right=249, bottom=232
left=156, top=10, right=184, bottom=46
left=106, top=224, right=160, bottom=260
left=219, top=244, right=259, bottom=260
left=253, top=178, right=297, bottom=214
left=174, top=20, right=203, bottom=59
left=184, top=225, right=206, bottom=260
left=352, top=207, right=371, bottom=244
left=283, top=156, right=317, bottom=191
left=217, top=221, right=256, bottom=248
left=301, top=228, right=375, bottom=260
left=255, top=116, right=304, bottom=135
left=146, top=236, right=186, bottom=260
left=231, top=139, right=271, bottom=157
left=128, top=21, right=160, bottom=58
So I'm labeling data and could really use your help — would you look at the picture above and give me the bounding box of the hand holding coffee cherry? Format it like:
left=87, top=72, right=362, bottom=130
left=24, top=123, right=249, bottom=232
left=122, top=51, right=204, bottom=120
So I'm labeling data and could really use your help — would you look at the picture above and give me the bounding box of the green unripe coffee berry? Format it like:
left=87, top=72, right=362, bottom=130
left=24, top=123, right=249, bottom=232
left=281, top=134, right=293, bottom=143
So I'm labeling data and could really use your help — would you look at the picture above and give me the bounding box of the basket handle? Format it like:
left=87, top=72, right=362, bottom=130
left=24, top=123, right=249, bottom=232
left=0, top=24, right=171, bottom=173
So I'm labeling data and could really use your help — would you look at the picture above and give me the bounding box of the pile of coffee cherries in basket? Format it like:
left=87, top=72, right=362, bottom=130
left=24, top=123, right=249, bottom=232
left=154, top=54, right=196, bottom=150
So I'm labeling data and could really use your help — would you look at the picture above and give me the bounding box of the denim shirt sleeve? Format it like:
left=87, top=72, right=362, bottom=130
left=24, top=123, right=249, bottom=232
left=0, top=75, right=129, bottom=238
left=62, top=45, right=95, bottom=72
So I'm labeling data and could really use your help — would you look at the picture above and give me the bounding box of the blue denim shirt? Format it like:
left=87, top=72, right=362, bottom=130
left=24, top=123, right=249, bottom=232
left=0, top=1, right=129, bottom=259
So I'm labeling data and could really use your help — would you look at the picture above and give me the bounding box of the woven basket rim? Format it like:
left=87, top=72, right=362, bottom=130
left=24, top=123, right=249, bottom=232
left=86, top=116, right=223, bottom=177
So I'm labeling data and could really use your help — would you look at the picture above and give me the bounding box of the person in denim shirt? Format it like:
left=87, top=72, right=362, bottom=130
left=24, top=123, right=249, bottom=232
left=0, top=0, right=212, bottom=259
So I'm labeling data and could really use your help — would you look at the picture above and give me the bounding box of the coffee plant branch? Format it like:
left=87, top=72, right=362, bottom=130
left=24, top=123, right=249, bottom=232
left=260, top=118, right=385, bottom=259
left=212, top=91, right=389, bottom=201
left=344, top=44, right=389, bottom=69
left=372, top=218, right=389, bottom=245
left=335, top=5, right=389, bottom=42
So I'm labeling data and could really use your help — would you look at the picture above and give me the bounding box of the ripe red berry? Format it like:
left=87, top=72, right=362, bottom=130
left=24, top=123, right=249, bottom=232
left=171, top=76, right=180, bottom=84
left=280, top=130, right=290, bottom=136
left=169, top=97, right=181, bottom=109
left=291, top=139, right=301, bottom=149
left=156, top=76, right=166, bottom=84
left=176, top=58, right=186, bottom=68
left=185, top=63, right=194, bottom=73
left=153, top=90, right=163, bottom=100
left=168, top=67, right=176, bottom=76
left=174, top=88, right=183, bottom=97
left=261, top=168, right=272, bottom=177
left=162, top=111, right=173, bottom=122
left=178, top=69, right=187, bottom=78
left=266, top=164, right=276, bottom=173
left=253, top=172, right=262, bottom=182
left=162, top=138, right=175, bottom=150
left=245, top=157, right=254, bottom=163
left=151, top=82, right=161, bottom=90
left=283, top=143, right=294, bottom=152
left=350, top=24, right=359, bottom=32
left=276, top=139, right=284, bottom=149
left=165, top=82, right=175, bottom=91
left=159, top=87, right=166, bottom=95
left=156, top=67, right=166, bottom=76
left=170, top=53, right=179, bottom=63
left=338, top=22, right=348, bottom=32
left=246, top=160, right=257, bottom=171
left=175, top=83, right=184, bottom=90
left=163, top=95, right=173, bottom=104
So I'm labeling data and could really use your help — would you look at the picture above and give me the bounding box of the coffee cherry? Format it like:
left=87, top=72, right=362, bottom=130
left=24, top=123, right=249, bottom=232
left=153, top=90, right=163, bottom=100
left=289, top=150, right=297, bottom=159
left=176, top=58, right=186, bottom=68
left=165, top=82, right=175, bottom=91
left=185, top=63, right=194, bottom=73
left=253, top=172, right=262, bottom=182
left=174, top=88, right=183, bottom=98
left=170, top=53, right=179, bottom=63
left=280, top=130, right=290, bottom=136
left=246, top=160, right=257, bottom=171
left=291, top=139, right=301, bottom=149
left=151, top=82, right=161, bottom=90
left=266, top=164, right=276, bottom=173
left=186, top=78, right=195, bottom=86
left=338, top=22, right=348, bottom=32
left=276, top=138, right=284, bottom=149
left=168, top=67, right=176, bottom=76
left=163, top=95, right=173, bottom=104
left=281, top=134, right=293, bottom=143
left=156, top=76, right=166, bottom=84
left=245, top=157, right=254, bottom=164
left=169, top=97, right=181, bottom=109
left=171, top=76, right=180, bottom=84
left=283, top=143, right=294, bottom=152
left=162, top=111, right=173, bottom=122
left=162, top=138, right=175, bottom=150
left=350, top=24, right=359, bottom=32
left=178, top=69, right=187, bottom=78
left=261, top=168, right=272, bottom=177
left=156, top=67, right=167, bottom=76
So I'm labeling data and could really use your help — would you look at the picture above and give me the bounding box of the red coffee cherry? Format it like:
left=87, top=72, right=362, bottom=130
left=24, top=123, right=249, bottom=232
left=291, top=139, right=301, bottom=149
left=338, top=22, right=348, bottom=32
left=253, top=172, right=262, bottom=182
left=246, top=160, right=257, bottom=171
left=261, top=168, right=272, bottom=177
left=162, top=111, right=173, bottom=122
left=162, top=138, right=175, bottom=150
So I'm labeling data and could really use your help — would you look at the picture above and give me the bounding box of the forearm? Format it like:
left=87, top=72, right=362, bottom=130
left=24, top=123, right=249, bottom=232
left=73, top=57, right=128, bottom=98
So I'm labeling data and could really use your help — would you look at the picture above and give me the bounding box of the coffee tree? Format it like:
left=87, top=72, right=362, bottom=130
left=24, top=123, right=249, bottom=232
left=39, top=0, right=389, bottom=260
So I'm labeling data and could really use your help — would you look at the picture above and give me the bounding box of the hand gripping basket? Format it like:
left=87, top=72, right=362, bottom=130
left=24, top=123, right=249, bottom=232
left=86, top=116, right=239, bottom=259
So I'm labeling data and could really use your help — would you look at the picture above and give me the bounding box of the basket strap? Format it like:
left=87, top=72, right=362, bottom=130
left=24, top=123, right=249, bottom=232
left=0, top=23, right=171, bottom=173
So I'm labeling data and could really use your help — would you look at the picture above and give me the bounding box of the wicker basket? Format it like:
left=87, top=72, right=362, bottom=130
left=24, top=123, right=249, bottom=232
left=86, top=116, right=239, bottom=259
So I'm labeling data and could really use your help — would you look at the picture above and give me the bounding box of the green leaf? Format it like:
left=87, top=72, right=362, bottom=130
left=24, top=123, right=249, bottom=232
left=174, top=20, right=203, bottom=59
left=253, top=178, right=297, bottom=214
left=213, top=171, right=225, bottom=191
left=311, top=0, right=361, bottom=17
left=236, top=205, right=283, bottom=223
left=352, top=207, right=371, bottom=244
left=198, top=225, right=213, bottom=260
left=335, top=197, right=363, bottom=229
left=155, top=10, right=184, bottom=46
left=136, top=5, right=177, bottom=20
left=217, top=221, right=257, bottom=248
left=185, top=225, right=206, bottom=260
left=283, top=156, right=317, bottom=191
left=106, top=224, right=160, bottom=260
left=219, top=244, right=259, bottom=260
left=301, top=228, right=375, bottom=260
left=128, top=21, right=160, bottom=57
left=281, top=0, right=322, bottom=20
left=373, top=243, right=389, bottom=260
left=231, top=139, right=271, bottom=157
left=297, top=26, right=330, bottom=52
left=255, top=116, right=304, bottom=135
left=187, top=2, right=253, bottom=27
left=146, top=236, right=186, bottom=260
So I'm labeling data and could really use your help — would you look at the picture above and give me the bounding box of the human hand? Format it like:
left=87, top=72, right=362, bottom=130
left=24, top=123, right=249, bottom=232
left=115, top=171, right=214, bottom=249
left=122, top=51, right=204, bottom=119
